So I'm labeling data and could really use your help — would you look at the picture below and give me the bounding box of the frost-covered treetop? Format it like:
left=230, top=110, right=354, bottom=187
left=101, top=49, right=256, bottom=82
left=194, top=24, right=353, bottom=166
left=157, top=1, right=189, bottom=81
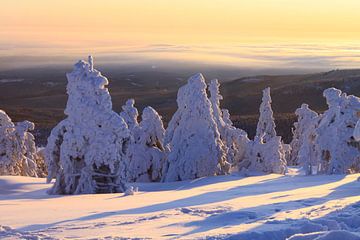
left=295, top=104, right=318, bottom=120
left=0, top=110, right=14, bottom=128
left=177, top=73, right=208, bottom=108
left=209, top=79, right=226, bottom=129
left=139, top=106, right=165, bottom=146
left=323, top=88, right=342, bottom=107
left=120, top=99, right=139, bottom=130
left=64, top=57, right=112, bottom=122
left=262, top=87, right=272, bottom=104
left=256, top=87, right=277, bottom=143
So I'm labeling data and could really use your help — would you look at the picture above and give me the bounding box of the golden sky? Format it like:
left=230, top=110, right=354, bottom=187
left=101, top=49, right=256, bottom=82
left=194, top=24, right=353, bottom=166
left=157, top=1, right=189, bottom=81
left=1, top=0, right=360, bottom=68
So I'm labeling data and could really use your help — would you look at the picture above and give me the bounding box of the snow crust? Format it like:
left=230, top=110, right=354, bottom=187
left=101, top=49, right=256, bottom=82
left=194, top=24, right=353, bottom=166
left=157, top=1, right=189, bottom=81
left=1, top=172, right=360, bottom=239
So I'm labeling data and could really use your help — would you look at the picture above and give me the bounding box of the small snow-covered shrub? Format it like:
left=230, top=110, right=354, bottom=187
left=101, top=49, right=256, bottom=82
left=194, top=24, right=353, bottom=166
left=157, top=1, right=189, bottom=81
left=45, top=57, right=130, bottom=194
left=126, top=106, right=166, bottom=182
left=0, top=110, right=45, bottom=177
left=208, top=79, right=250, bottom=169
left=245, top=136, right=287, bottom=174
left=162, top=73, right=229, bottom=181
left=289, top=104, right=319, bottom=174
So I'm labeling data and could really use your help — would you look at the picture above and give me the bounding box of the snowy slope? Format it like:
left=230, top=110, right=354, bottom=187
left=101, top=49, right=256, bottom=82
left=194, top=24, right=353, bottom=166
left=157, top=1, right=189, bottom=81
left=1, top=172, right=360, bottom=239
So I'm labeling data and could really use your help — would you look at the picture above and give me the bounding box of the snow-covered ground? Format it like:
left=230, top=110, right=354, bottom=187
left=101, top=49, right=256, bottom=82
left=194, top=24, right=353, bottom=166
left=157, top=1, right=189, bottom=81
left=1, top=171, right=360, bottom=239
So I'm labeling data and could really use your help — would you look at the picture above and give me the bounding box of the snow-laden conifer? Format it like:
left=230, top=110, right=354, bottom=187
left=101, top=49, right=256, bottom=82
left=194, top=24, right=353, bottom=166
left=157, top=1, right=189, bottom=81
left=208, top=79, right=250, bottom=168
left=256, top=87, right=276, bottom=143
left=243, top=88, right=287, bottom=174
left=45, top=57, right=130, bottom=194
left=0, top=110, right=44, bottom=177
left=162, top=73, right=229, bottom=181
left=289, top=104, right=319, bottom=173
left=126, top=106, right=166, bottom=182
left=315, top=88, right=360, bottom=174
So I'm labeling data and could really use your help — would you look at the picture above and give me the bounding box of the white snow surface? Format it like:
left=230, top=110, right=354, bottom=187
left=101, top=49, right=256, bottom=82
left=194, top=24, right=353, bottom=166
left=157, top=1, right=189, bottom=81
left=1, top=172, right=360, bottom=239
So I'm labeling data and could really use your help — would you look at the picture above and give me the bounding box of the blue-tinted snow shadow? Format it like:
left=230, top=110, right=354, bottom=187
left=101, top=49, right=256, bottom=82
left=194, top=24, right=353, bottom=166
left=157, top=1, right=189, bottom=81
left=16, top=174, right=348, bottom=232
left=178, top=179, right=360, bottom=238
left=0, top=179, right=61, bottom=200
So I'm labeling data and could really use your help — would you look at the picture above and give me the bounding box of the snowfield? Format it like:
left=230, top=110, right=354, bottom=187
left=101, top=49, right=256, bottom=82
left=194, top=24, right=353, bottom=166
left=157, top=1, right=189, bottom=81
left=1, top=171, right=360, bottom=239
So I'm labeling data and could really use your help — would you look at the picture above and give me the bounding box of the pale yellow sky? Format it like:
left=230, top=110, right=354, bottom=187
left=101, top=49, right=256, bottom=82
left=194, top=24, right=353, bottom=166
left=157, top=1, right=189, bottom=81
left=1, top=0, right=360, bottom=68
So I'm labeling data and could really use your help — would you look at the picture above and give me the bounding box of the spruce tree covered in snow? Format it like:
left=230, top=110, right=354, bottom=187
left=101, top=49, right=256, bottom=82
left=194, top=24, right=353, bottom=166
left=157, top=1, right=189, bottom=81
left=256, top=87, right=277, bottom=143
left=45, top=57, right=130, bottom=194
left=162, top=73, right=229, bottom=181
left=120, top=99, right=139, bottom=130
left=289, top=104, right=319, bottom=173
left=242, top=87, right=287, bottom=174
left=208, top=79, right=250, bottom=168
left=126, top=106, right=166, bottom=182
left=0, top=110, right=45, bottom=177
left=315, top=88, right=360, bottom=174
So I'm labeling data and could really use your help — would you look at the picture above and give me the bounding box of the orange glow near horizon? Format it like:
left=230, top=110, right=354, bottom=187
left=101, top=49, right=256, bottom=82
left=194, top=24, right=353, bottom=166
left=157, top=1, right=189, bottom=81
left=1, top=0, right=360, bottom=68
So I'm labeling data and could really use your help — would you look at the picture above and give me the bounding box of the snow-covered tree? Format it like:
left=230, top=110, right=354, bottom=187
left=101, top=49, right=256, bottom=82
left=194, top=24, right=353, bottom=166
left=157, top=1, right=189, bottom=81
left=208, top=79, right=250, bottom=169
left=125, top=106, right=166, bottom=182
left=241, top=87, right=287, bottom=174
left=45, top=56, right=130, bottom=194
left=289, top=104, right=319, bottom=172
left=244, top=136, right=287, bottom=174
left=120, top=99, right=139, bottom=130
left=256, top=87, right=276, bottom=143
left=162, top=73, right=229, bottom=181
left=0, top=110, right=45, bottom=177
left=315, top=88, right=360, bottom=174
